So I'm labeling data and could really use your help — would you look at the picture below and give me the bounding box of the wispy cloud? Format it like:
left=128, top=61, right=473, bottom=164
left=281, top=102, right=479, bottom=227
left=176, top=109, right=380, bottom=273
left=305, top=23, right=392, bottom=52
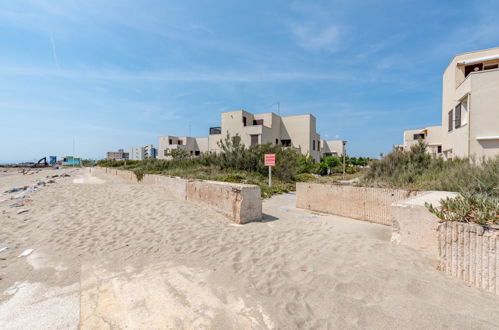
left=49, top=31, right=60, bottom=69
left=160, top=111, right=182, bottom=121
left=0, top=66, right=359, bottom=83
left=290, top=23, right=341, bottom=51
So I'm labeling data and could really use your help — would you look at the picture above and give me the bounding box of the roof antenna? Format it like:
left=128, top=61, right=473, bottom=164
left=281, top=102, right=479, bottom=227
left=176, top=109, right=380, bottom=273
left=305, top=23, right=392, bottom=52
left=272, top=102, right=280, bottom=115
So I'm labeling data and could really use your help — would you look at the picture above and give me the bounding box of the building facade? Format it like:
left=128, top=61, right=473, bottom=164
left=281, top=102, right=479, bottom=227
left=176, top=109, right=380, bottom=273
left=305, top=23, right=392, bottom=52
left=321, top=140, right=346, bottom=157
left=401, top=126, right=443, bottom=156
left=441, top=48, right=499, bottom=159
left=157, top=136, right=208, bottom=159
left=208, top=110, right=325, bottom=161
left=106, top=149, right=129, bottom=160
left=400, top=47, right=499, bottom=159
left=129, top=145, right=157, bottom=161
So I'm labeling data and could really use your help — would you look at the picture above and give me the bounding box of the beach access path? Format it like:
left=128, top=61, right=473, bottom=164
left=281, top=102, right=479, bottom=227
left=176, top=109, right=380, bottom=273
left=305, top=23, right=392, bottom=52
left=0, top=168, right=498, bottom=329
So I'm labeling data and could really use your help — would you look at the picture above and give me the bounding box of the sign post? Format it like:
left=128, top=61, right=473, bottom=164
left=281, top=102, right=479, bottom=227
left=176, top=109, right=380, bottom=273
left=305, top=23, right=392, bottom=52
left=264, top=154, right=276, bottom=187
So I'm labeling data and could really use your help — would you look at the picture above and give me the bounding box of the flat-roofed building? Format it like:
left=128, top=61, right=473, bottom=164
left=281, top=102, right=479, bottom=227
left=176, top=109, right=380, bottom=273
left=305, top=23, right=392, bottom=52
left=208, top=110, right=323, bottom=161
left=442, top=47, right=499, bottom=159
left=129, top=144, right=157, bottom=161
left=106, top=149, right=129, bottom=160
left=400, top=47, right=499, bottom=160
left=321, top=140, right=346, bottom=157
left=401, top=126, right=443, bottom=156
left=157, top=136, right=208, bottom=159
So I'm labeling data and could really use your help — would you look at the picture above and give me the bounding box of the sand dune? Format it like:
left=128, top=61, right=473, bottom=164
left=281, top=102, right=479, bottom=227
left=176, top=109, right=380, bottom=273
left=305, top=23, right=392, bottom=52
left=0, top=168, right=498, bottom=329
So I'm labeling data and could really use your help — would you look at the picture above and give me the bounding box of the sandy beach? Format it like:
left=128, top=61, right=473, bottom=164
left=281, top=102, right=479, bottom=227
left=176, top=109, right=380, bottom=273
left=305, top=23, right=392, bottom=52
left=0, top=168, right=498, bottom=329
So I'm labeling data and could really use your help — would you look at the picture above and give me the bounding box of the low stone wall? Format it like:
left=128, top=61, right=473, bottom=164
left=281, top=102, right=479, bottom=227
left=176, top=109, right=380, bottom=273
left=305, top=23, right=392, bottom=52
left=88, top=167, right=261, bottom=224
left=296, top=183, right=419, bottom=226
left=438, top=222, right=499, bottom=295
left=187, top=180, right=262, bottom=223
left=391, top=191, right=458, bottom=260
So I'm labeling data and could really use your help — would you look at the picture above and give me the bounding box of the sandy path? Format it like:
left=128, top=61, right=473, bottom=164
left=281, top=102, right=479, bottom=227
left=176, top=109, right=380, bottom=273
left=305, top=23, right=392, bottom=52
left=0, top=169, right=498, bottom=329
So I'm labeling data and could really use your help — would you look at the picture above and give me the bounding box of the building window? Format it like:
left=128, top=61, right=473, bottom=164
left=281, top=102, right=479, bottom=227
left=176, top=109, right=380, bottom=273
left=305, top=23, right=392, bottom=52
left=169, top=139, right=172, bottom=145
left=164, top=149, right=169, bottom=156
left=242, top=116, right=247, bottom=126
left=275, top=139, right=278, bottom=145
left=448, top=110, right=453, bottom=132
left=318, top=141, right=320, bottom=151
left=195, top=151, right=200, bottom=156
left=209, top=127, right=221, bottom=135
left=178, top=139, right=183, bottom=145
left=437, top=146, right=442, bottom=153
left=413, top=133, right=425, bottom=140
left=281, top=139, right=291, bottom=147
left=250, top=134, right=259, bottom=146
left=312, top=140, right=316, bottom=151
left=484, top=64, right=499, bottom=70
left=253, top=119, right=264, bottom=125
left=455, top=104, right=461, bottom=129
left=190, top=150, right=193, bottom=155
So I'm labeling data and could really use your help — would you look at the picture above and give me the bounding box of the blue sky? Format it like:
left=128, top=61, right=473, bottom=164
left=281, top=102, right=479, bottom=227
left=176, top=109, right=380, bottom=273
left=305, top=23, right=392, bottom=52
left=1, top=0, right=498, bottom=161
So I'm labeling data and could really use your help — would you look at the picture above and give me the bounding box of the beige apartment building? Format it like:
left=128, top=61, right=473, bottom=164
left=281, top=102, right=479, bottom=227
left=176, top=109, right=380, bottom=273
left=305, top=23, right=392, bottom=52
left=321, top=139, right=346, bottom=157
left=441, top=47, right=499, bottom=159
left=157, top=136, right=208, bottom=159
left=208, top=110, right=325, bottom=161
left=401, top=126, right=443, bottom=156
left=400, top=47, right=499, bottom=159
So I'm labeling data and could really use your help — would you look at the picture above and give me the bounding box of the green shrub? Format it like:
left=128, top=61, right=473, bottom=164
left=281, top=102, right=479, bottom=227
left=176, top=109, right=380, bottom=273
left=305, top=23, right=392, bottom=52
left=167, top=149, right=190, bottom=159
left=426, top=193, right=499, bottom=225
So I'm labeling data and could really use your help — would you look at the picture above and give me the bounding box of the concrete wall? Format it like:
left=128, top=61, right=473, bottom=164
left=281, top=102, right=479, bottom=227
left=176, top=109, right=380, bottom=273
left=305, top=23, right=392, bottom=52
left=186, top=180, right=262, bottom=224
left=296, top=183, right=419, bottom=226
left=438, top=221, right=499, bottom=295
left=89, top=167, right=262, bottom=224
left=391, top=191, right=458, bottom=260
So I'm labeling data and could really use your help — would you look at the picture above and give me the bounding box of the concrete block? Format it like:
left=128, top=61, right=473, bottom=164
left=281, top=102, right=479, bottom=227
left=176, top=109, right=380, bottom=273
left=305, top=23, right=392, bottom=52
left=186, top=180, right=262, bottom=224
left=391, top=191, right=458, bottom=259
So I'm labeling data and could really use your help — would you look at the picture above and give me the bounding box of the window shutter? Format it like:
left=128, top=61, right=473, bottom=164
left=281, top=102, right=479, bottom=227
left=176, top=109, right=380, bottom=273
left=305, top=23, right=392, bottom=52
left=455, top=104, right=461, bottom=128
left=448, top=110, right=453, bottom=132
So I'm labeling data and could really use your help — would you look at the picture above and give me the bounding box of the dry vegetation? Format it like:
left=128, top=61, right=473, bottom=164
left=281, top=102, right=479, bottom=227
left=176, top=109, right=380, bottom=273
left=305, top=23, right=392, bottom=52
left=361, top=141, right=498, bottom=225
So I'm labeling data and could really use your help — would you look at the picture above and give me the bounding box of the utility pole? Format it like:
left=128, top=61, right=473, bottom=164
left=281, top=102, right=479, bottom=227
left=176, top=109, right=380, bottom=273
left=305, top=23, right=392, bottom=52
left=342, top=140, right=347, bottom=179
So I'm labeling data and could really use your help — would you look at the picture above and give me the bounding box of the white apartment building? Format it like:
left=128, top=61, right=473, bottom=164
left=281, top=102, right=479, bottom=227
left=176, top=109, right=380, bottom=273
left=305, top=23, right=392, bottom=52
left=157, top=136, right=208, bottom=159
left=208, top=110, right=325, bottom=161
left=400, top=47, right=499, bottom=159
left=129, top=144, right=157, bottom=161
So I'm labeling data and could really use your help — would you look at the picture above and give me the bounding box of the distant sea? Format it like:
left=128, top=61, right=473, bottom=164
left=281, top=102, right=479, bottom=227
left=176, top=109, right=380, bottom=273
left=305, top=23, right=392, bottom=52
left=0, top=160, right=33, bottom=165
